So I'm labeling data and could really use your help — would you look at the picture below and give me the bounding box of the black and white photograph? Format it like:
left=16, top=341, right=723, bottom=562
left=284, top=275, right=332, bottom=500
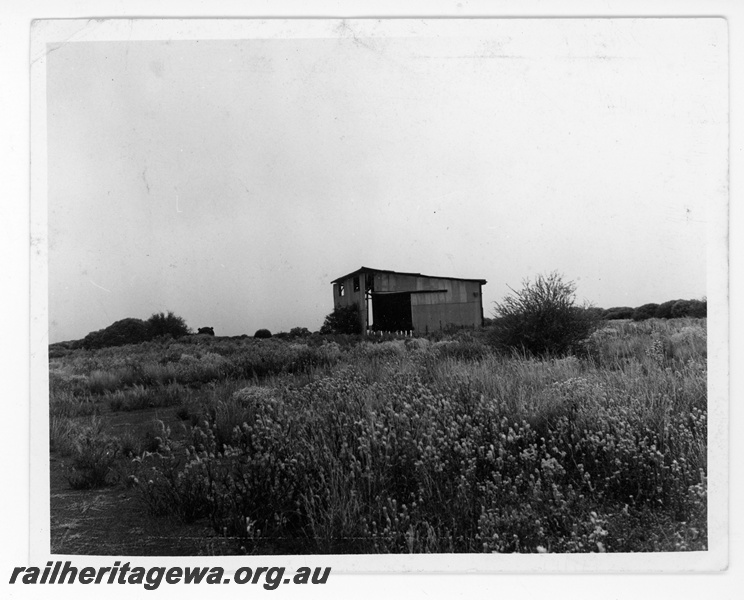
left=23, top=12, right=729, bottom=580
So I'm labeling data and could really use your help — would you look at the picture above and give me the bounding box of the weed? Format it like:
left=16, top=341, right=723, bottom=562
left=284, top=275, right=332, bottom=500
left=65, top=431, right=120, bottom=489
left=49, top=318, right=707, bottom=553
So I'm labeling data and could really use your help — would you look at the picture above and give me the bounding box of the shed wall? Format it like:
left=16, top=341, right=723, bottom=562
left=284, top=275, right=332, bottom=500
left=411, top=292, right=482, bottom=332
left=332, top=277, right=368, bottom=330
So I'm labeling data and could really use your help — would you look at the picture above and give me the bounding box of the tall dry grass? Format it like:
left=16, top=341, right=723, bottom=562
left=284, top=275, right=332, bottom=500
left=121, top=318, right=708, bottom=554
left=48, top=319, right=707, bottom=551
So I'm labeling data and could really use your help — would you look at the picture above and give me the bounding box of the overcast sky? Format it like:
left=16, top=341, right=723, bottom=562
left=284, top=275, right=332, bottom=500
left=45, top=19, right=727, bottom=342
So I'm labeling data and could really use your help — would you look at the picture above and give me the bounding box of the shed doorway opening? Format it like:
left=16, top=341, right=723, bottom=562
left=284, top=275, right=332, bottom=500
left=371, top=292, right=413, bottom=332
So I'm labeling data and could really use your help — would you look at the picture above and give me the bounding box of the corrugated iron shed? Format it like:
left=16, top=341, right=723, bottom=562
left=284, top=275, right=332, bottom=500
left=330, top=266, right=487, bottom=334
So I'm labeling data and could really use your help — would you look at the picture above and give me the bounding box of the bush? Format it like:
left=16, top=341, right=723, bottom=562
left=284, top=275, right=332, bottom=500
left=289, top=327, right=311, bottom=338
left=670, top=299, right=707, bottom=319
left=107, top=384, right=160, bottom=412
left=670, top=300, right=692, bottom=318
left=254, top=328, right=273, bottom=339
left=88, top=370, right=124, bottom=395
left=583, top=307, right=606, bottom=321
left=79, top=312, right=191, bottom=349
left=687, top=299, right=707, bottom=318
left=65, top=432, right=120, bottom=489
left=604, top=307, right=634, bottom=320
left=147, top=311, right=191, bottom=339
left=133, top=423, right=212, bottom=524
left=50, top=417, right=82, bottom=456
left=489, top=272, right=601, bottom=357
left=632, top=303, right=660, bottom=321
left=649, top=299, right=707, bottom=319
left=320, top=304, right=362, bottom=335
left=434, top=339, right=489, bottom=361
left=654, top=300, right=679, bottom=319
left=81, top=318, right=151, bottom=349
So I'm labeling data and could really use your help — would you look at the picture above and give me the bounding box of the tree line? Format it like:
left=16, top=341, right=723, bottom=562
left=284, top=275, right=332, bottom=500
left=601, top=298, right=706, bottom=321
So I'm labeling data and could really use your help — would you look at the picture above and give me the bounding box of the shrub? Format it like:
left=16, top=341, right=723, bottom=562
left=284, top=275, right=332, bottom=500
left=320, top=304, right=362, bottom=335
left=583, top=307, right=606, bottom=321
left=133, top=424, right=212, bottom=524
left=79, top=312, right=191, bottom=349
left=357, top=340, right=406, bottom=359
left=88, top=370, right=123, bottom=395
left=140, top=420, right=171, bottom=454
left=117, top=429, right=145, bottom=458
left=669, top=299, right=706, bottom=319
left=136, top=457, right=212, bottom=524
left=654, top=300, right=679, bottom=319
left=289, top=327, right=311, bottom=338
left=49, top=390, right=99, bottom=418
left=147, top=311, right=191, bottom=339
left=254, top=328, right=273, bottom=339
left=434, top=339, right=489, bottom=361
left=81, top=318, right=151, bottom=349
left=632, top=303, right=660, bottom=321
left=670, top=300, right=692, bottom=318
left=687, top=299, right=707, bottom=318
left=107, top=385, right=155, bottom=412
left=65, top=431, right=120, bottom=489
left=648, top=299, right=707, bottom=319
left=489, top=272, right=601, bottom=357
left=49, top=343, right=73, bottom=359
left=50, top=417, right=82, bottom=456
left=604, top=307, right=634, bottom=320
left=405, top=337, right=431, bottom=351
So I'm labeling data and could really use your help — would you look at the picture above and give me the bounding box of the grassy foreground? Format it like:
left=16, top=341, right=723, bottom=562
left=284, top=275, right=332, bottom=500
left=49, top=319, right=707, bottom=554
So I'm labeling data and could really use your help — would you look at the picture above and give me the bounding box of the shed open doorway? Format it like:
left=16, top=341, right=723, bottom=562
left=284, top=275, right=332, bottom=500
left=371, top=292, right=413, bottom=332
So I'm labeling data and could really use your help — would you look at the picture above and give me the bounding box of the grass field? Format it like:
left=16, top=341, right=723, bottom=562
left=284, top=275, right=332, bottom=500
left=48, top=318, right=707, bottom=555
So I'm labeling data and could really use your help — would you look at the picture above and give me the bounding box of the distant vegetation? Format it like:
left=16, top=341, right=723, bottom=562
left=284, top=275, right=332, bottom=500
left=145, top=311, right=191, bottom=338
left=54, top=292, right=705, bottom=355
left=603, top=307, right=634, bottom=320
left=75, top=312, right=191, bottom=350
left=631, top=303, right=660, bottom=322
left=603, top=298, right=706, bottom=321
left=78, top=318, right=152, bottom=350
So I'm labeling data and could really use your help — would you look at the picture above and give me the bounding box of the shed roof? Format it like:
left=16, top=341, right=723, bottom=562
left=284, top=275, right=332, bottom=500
left=331, top=266, right=487, bottom=285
